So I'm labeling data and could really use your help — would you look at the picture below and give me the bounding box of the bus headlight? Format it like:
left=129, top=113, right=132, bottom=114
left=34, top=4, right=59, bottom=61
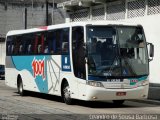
left=87, top=81, right=104, bottom=88
left=138, top=80, right=149, bottom=86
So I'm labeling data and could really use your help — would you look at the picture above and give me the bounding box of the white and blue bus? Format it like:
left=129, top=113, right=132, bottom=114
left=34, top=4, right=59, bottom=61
left=5, top=21, right=154, bottom=105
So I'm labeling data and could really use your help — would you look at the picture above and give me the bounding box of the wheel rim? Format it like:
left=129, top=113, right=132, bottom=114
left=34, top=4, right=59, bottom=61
left=63, top=85, right=71, bottom=101
left=19, top=83, right=23, bottom=94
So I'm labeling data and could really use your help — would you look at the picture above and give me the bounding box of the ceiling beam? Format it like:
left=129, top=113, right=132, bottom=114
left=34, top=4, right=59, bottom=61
left=63, top=5, right=74, bottom=11
left=92, top=0, right=106, bottom=4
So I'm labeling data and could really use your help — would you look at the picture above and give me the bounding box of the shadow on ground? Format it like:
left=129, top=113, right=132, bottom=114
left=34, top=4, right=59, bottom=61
left=12, top=90, right=160, bottom=109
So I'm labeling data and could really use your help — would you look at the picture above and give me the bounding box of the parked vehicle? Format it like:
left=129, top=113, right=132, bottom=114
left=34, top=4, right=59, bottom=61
left=0, top=65, right=5, bottom=79
left=0, top=40, right=5, bottom=80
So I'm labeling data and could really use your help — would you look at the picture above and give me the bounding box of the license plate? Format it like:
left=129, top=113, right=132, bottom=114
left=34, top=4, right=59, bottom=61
left=116, top=92, right=126, bottom=96
left=106, top=79, right=123, bottom=82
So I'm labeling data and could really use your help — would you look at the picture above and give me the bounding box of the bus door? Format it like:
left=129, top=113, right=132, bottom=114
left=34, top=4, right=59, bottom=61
left=72, top=27, right=86, bottom=97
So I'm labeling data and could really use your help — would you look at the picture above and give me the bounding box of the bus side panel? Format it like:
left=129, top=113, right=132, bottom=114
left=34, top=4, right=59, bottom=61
left=9, top=55, right=63, bottom=95
left=60, top=73, right=79, bottom=99
left=77, top=79, right=87, bottom=100
left=9, top=56, right=39, bottom=92
left=20, top=69, right=39, bottom=92
left=45, top=55, right=62, bottom=95
left=5, top=56, right=18, bottom=88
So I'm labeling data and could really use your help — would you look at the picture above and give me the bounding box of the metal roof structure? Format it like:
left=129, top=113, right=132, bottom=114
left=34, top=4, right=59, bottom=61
left=57, top=0, right=117, bottom=11
left=0, top=0, right=66, bottom=4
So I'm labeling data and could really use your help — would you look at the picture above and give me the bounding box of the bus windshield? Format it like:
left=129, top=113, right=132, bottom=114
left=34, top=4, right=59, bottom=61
left=86, top=26, right=149, bottom=78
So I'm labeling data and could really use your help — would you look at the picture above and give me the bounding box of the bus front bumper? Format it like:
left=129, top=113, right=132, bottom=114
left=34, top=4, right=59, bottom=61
left=82, top=85, right=149, bottom=101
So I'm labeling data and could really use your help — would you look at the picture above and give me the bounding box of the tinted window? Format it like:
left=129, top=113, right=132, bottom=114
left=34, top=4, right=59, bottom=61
left=47, top=28, right=69, bottom=55
left=72, top=27, right=86, bottom=79
left=34, top=32, right=45, bottom=54
left=62, top=28, right=69, bottom=54
left=23, top=33, right=34, bottom=55
left=6, top=36, right=13, bottom=55
left=7, top=35, right=23, bottom=55
left=6, top=27, right=70, bottom=56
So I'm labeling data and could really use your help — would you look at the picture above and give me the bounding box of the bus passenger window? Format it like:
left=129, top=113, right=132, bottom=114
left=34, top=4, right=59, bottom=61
left=34, top=33, right=45, bottom=54
left=62, top=28, right=69, bottom=54
left=11, top=43, right=13, bottom=51
left=47, top=31, right=55, bottom=54
left=38, top=44, right=42, bottom=53
left=44, top=35, right=48, bottom=54
left=44, top=46, right=49, bottom=53
left=41, top=34, right=45, bottom=54
left=19, top=44, right=23, bottom=53
left=21, top=33, right=33, bottom=55
left=28, top=44, right=32, bottom=54
left=6, top=37, right=13, bottom=55
left=13, top=36, right=21, bottom=55
left=62, top=42, right=68, bottom=53
left=18, top=39, right=23, bottom=54
left=7, top=44, right=11, bottom=54
left=55, top=30, right=62, bottom=54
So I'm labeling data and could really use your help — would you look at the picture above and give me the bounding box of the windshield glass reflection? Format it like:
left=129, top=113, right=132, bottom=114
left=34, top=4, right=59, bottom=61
left=86, top=26, right=149, bottom=78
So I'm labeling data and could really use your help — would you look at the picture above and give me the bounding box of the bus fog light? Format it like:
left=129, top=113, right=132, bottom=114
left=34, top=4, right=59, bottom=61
left=92, top=96, right=97, bottom=99
left=142, top=80, right=148, bottom=86
left=87, top=81, right=104, bottom=87
left=138, top=80, right=148, bottom=86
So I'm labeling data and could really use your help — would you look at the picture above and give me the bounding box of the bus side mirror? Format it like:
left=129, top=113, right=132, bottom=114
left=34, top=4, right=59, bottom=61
left=147, top=42, right=154, bottom=62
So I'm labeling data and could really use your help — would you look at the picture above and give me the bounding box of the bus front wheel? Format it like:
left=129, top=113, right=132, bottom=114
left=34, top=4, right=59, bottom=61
left=62, top=81, right=73, bottom=105
left=17, top=78, right=25, bottom=96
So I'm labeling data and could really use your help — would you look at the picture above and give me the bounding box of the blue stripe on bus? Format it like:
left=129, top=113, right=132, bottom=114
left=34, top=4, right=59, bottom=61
left=88, top=75, right=106, bottom=81
left=88, top=75, right=148, bottom=81
left=128, top=76, right=148, bottom=81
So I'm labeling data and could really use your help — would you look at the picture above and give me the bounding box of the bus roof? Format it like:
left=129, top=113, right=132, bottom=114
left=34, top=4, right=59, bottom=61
left=6, top=20, right=141, bottom=36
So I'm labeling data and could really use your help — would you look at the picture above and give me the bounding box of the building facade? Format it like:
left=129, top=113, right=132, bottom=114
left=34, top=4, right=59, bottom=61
left=58, top=0, right=160, bottom=86
left=58, top=0, right=160, bottom=22
left=0, top=0, right=67, bottom=38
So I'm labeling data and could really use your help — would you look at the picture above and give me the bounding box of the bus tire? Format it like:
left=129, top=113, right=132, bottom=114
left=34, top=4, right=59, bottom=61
left=113, top=100, right=125, bottom=106
left=62, top=81, right=73, bottom=105
left=17, top=77, right=25, bottom=96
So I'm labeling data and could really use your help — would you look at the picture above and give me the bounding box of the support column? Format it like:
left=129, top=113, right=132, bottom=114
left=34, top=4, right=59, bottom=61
left=145, top=0, right=148, bottom=16
left=65, top=12, right=71, bottom=23
left=46, top=0, right=49, bottom=26
left=25, top=7, right=27, bottom=29
left=104, top=3, right=107, bottom=20
left=125, top=0, right=128, bottom=19
left=52, top=0, right=55, bottom=24
left=89, top=6, right=92, bottom=21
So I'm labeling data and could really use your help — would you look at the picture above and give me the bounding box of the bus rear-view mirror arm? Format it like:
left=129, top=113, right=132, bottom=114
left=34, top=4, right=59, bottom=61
left=147, top=42, right=154, bottom=62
